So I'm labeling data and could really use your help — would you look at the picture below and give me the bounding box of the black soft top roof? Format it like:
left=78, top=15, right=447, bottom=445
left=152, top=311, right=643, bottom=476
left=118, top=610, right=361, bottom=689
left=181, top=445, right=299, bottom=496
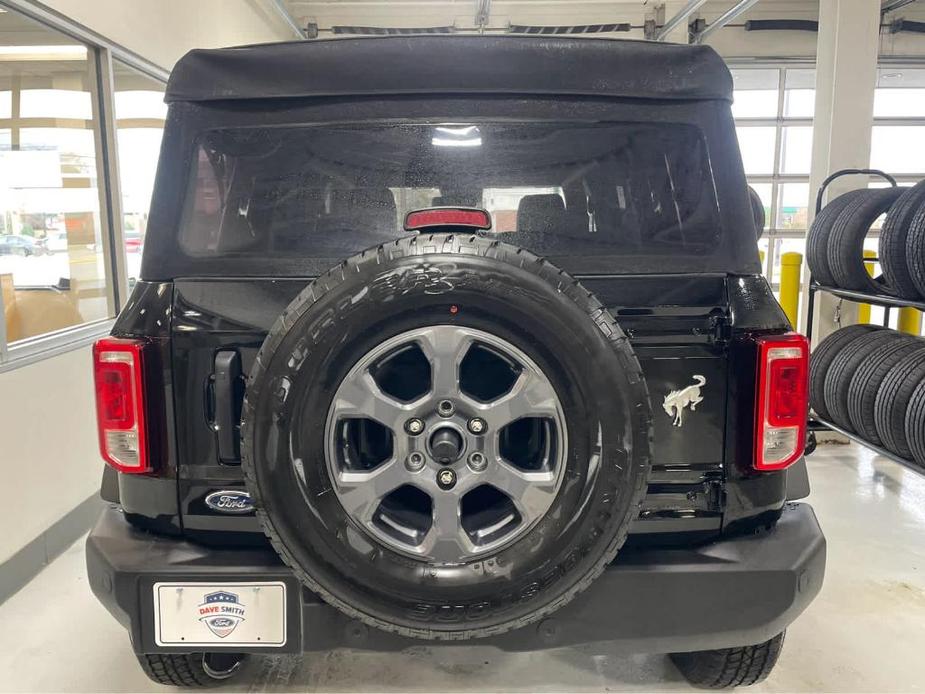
left=165, top=35, right=732, bottom=104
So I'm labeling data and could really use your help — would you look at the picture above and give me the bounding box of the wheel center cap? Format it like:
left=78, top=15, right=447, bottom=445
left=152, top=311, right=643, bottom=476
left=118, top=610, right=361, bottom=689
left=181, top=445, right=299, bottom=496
left=429, top=426, right=463, bottom=464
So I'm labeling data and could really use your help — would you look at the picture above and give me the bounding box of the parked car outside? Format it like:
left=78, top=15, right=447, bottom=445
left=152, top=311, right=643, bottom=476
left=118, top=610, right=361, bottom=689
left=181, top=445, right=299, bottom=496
left=0, top=234, right=45, bottom=256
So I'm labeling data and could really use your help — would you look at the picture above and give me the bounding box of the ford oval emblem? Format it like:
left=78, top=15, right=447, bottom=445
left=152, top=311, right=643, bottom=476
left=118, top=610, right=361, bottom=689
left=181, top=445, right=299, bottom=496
left=205, top=490, right=255, bottom=514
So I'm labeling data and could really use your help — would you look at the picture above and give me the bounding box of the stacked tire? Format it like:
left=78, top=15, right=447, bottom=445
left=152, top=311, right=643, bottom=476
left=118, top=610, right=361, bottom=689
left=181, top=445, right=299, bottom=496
left=807, top=180, right=925, bottom=298
left=810, top=326, right=925, bottom=467
left=880, top=181, right=925, bottom=299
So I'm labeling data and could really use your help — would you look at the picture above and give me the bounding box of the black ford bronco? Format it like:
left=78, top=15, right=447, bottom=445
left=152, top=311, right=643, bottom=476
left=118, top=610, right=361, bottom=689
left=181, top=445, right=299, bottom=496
left=86, top=36, right=825, bottom=688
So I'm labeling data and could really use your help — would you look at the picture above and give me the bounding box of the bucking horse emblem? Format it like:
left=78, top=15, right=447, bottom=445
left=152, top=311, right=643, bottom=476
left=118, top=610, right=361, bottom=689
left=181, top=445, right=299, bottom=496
left=663, top=375, right=706, bottom=427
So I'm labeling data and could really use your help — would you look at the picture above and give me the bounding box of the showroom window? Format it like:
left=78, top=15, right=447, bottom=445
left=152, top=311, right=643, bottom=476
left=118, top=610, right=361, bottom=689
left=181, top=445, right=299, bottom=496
left=0, top=19, right=110, bottom=346
left=113, top=60, right=166, bottom=287
left=0, top=5, right=167, bottom=368
left=731, top=66, right=815, bottom=289
left=871, top=67, right=925, bottom=184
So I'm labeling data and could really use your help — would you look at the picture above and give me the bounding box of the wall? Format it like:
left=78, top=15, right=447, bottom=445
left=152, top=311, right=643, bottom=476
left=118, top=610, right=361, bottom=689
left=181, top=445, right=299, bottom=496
left=39, top=0, right=297, bottom=69
left=0, top=346, right=98, bottom=563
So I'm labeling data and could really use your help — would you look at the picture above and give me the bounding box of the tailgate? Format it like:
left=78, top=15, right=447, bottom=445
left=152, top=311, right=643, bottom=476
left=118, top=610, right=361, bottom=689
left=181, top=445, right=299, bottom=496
left=170, top=274, right=732, bottom=541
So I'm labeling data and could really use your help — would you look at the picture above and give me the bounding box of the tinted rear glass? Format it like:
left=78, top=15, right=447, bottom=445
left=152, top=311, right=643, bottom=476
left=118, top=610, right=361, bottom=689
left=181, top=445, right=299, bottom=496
left=180, top=122, right=721, bottom=262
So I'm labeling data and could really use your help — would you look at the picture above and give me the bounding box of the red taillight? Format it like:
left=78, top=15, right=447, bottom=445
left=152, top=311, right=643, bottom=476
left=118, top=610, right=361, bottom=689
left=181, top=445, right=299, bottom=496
left=93, top=337, right=151, bottom=474
left=754, top=332, right=809, bottom=471
left=404, top=207, right=492, bottom=231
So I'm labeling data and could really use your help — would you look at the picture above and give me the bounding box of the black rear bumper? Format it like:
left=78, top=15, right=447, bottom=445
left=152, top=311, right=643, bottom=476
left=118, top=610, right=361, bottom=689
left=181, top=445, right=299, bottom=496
left=86, top=502, right=824, bottom=656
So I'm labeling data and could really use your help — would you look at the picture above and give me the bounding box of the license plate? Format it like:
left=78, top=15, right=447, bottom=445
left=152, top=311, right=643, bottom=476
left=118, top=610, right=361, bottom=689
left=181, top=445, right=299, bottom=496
left=153, top=582, right=287, bottom=647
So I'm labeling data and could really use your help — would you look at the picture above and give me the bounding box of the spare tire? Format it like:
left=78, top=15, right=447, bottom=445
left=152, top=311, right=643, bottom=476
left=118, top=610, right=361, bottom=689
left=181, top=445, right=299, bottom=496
left=240, top=234, right=652, bottom=640
left=806, top=190, right=867, bottom=287
left=847, top=333, right=922, bottom=445
left=809, top=324, right=883, bottom=422
left=880, top=181, right=925, bottom=299
left=874, top=347, right=925, bottom=459
left=823, top=329, right=898, bottom=432
left=827, top=187, right=904, bottom=292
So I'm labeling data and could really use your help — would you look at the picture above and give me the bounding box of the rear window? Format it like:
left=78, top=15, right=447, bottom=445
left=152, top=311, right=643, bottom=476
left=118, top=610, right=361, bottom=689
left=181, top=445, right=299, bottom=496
left=180, top=122, right=721, bottom=262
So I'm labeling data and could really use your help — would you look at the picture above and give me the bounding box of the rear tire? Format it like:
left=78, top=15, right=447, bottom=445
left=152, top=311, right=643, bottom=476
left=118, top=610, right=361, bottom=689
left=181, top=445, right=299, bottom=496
left=670, top=632, right=785, bottom=689
left=136, top=653, right=247, bottom=688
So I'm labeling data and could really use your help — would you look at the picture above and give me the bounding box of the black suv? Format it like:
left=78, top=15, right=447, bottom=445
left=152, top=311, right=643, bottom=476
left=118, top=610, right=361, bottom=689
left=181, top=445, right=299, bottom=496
left=86, top=36, right=825, bottom=689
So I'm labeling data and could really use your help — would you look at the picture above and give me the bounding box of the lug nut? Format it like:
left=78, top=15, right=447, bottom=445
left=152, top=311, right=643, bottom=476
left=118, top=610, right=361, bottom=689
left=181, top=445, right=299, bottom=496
left=468, top=451, right=487, bottom=472
left=406, top=452, right=425, bottom=472
left=437, top=400, right=455, bottom=417
left=467, top=417, right=487, bottom=435
left=404, top=418, right=425, bottom=435
left=437, top=468, right=457, bottom=490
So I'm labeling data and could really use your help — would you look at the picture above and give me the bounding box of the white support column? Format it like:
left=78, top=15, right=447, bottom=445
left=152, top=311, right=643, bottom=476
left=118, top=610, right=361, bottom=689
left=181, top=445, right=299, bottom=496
left=802, top=0, right=882, bottom=339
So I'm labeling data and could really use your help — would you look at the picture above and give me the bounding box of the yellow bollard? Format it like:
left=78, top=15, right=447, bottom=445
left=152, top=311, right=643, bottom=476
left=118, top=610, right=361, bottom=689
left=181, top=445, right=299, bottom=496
left=858, top=249, right=876, bottom=324
left=898, top=307, right=923, bottom=336
left=779, top=252, right=802, bottom=328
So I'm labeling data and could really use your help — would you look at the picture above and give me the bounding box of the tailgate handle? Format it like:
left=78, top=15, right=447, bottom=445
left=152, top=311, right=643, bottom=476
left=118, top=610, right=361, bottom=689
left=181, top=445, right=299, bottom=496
left=214, top=350, right=243, bottom=463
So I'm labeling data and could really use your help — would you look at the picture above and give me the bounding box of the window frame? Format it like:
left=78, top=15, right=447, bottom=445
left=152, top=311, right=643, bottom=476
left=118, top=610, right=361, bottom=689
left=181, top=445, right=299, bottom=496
left=871, top=63, right=925, bottom=185
left=0, top=0, right=168, bottom=372
left=730, top=62, right=815, bottom=288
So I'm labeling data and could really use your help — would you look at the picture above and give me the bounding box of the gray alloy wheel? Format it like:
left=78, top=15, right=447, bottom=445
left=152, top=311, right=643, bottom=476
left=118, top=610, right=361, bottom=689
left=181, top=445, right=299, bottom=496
left=324, top=325, right=567, bottom=563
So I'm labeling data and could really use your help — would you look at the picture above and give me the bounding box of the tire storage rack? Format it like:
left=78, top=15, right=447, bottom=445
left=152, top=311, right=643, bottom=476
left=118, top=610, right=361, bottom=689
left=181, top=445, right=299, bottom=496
left=806, top=168, right=925, bottom=475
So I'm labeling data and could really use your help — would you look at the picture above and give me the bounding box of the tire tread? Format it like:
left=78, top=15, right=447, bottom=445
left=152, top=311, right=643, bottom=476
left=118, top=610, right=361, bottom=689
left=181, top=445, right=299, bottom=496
left=874, top=348, right=925, bottom=458
left=847, top=334, right=921, bottom=444
left=906, top=201, right=925, bottom=299
left=827, top=188, right=903, bottom=292
left=823, top=330, right=897, bottom=431
left=670, top=632, right=785, bottom=689
left=881, top=181, right=925, bottom=298
left=807, top=190, right=865, bottom=287
left=809, top=325, right=882, bottom=422
left=905, top=379, right=925, bottom=467
left=137, top=654, right=222, bottom=688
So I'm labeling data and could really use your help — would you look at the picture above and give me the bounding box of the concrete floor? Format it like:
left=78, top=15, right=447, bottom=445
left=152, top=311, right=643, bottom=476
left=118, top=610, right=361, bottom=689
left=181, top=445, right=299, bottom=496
left=1, top=443, right=924, bottom=693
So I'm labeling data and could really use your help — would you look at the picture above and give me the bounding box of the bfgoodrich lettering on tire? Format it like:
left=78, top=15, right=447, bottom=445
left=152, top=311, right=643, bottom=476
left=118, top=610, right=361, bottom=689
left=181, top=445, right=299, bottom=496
left=240, top=234, right=652, bottom=640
